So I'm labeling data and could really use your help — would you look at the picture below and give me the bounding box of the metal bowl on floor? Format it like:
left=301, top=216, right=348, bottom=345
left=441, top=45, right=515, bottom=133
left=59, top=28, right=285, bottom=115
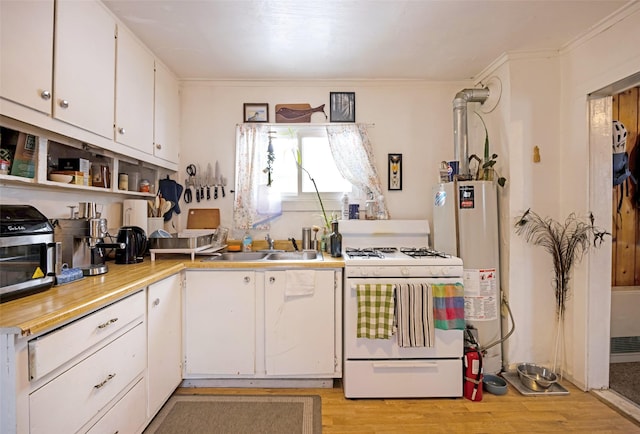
left=516, top=363, right=558, bottom=391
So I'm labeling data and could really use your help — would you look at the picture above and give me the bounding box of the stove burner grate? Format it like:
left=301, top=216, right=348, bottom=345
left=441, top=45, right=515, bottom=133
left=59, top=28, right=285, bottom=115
left=400, top=247, right=449, bottom=258
left=344, top=247, right=394, bottom=259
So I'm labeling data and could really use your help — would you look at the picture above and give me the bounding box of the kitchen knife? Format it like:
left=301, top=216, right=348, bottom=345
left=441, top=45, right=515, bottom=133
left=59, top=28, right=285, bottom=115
left=206, top=163, right=212, bottom=200
left=221, top=176, right=226, bottom=198
left=214, top=161, right=220, bottom=199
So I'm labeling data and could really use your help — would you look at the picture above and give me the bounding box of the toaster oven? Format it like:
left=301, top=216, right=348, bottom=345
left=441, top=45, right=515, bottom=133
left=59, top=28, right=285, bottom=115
left=0, top=205, right=58, bottom=302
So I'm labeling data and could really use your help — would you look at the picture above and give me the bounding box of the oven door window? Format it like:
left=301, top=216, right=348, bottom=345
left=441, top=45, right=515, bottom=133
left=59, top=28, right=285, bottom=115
left=0, top=244, right=47, bottom=288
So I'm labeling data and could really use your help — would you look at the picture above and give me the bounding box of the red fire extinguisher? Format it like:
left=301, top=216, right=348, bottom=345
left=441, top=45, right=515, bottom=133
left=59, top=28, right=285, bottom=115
left=464, top=326, right=483, bottom=401
left=464, top=347, right=483, bottom=401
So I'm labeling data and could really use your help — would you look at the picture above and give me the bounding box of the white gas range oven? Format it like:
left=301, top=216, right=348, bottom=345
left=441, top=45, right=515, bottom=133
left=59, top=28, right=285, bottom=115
left=340, top=219, right=464, bottom=398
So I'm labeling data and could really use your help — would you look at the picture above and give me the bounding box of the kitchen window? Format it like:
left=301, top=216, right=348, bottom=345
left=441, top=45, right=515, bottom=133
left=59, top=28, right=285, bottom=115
left=269, top=127, right=352, bottom=203
left=234, top=123, right=387, bottom=230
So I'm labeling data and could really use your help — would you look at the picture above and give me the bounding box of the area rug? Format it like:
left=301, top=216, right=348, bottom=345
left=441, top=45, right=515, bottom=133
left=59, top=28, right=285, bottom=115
left=144, top=394, right=321, bottom=434
left=610, top=362, right=640, bottom=406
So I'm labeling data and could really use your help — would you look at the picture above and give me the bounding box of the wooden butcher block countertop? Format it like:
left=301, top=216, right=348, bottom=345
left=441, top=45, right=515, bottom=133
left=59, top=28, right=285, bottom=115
left=0, top=254, right=344, bottom=337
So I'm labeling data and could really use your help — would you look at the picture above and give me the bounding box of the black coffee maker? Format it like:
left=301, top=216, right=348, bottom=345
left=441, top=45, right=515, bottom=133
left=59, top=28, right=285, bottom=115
left=115, top=226, right=147, bottom=264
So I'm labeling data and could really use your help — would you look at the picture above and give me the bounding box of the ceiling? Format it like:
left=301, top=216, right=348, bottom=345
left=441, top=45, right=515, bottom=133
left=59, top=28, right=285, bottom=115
left=103, top=0, right=630, bottom=81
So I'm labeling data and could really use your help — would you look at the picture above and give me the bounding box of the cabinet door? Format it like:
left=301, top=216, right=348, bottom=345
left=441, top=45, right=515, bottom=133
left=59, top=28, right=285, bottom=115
left=184, top=270, right=256, bottom=376
left=115, top=25, right=154, bottom=154
left=264, top=270, right=336, bottom=375
left=153, top=62, right=180, bottom=163
left=53, top=0, right=115, bottom=139
left=147, top=274, right=182, bottom=417
left=0, top=0, right=54, bottom=114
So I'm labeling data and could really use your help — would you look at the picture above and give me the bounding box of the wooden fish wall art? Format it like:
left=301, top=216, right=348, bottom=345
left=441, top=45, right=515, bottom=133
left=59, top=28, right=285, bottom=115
left=275, top=104, right=327, bottom=123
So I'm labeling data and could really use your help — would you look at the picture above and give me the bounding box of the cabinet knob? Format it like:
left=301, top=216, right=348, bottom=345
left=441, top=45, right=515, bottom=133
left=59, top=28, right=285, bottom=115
left=269, top=276, right=275, bottom=284
left=118, top=127, right=126, bottom=135
left=244, top=276, right=250, bottom=283
left=153, top=298, right=160, bottom=307
left=40, top=90, right=51, bottom=100
left=59, top=99, right=69, bottom=109
left=155, top=143, right=162, bottom=150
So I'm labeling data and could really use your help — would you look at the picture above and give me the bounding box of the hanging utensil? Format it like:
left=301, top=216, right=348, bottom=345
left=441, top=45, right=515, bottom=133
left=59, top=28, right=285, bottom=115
left=206, top=163, right=213, bottom=200
left=198, top=164, right=204, bottom=200
left=185, top=164, right=196, bottom=203
left=214, top=161, right=220, bottom=199
left=221, top=176, right=227, bottom=198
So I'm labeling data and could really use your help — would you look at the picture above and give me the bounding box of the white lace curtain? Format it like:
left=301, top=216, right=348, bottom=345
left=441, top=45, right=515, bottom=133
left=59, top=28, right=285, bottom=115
left=325, top=124, right=389, bottom=219
left=234, top=123, right=388, bottom=231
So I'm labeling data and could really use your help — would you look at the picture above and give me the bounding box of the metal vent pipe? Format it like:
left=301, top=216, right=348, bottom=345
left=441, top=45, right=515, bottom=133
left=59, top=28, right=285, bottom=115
left=453, top=88, right=489, bottom=177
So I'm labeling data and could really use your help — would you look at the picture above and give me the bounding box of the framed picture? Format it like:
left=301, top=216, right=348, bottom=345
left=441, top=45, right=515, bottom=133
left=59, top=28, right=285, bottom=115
left=243, top=103, right=269, bottom=122
left=388, top=153, right=402, bottom=191
left=329, top=92, right=355, bottom=122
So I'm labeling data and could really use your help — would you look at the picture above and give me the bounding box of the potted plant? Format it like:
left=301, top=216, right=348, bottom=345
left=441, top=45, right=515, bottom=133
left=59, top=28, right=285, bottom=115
left=514, top=209, right=610, bottom=374
left=468, top=112, right=506, bottom=187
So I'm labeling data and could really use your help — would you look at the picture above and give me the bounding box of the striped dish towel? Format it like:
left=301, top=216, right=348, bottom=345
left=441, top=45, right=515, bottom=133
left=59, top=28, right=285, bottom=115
left=431, top=283, right=466, bottom=330
left=357, top=284, right=395, bottom=339
left=396, top=283, right=435, bottom=347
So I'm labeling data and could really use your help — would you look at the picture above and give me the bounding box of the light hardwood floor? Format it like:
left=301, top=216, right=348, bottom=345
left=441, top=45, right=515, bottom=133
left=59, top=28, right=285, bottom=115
left=176, top=380, right=640, bottom=433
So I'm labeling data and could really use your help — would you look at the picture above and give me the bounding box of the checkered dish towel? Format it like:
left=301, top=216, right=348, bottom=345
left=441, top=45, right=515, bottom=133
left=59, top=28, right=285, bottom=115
left=431, top=282, right=466, bottom=330
left=357, top=284, right=395, bottom=339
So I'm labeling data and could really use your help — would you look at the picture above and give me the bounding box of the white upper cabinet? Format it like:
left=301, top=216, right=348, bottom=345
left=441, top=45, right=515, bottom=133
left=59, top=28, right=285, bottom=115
left=0, top=0, right=54, bottom=114
left=153, top=62, right=180, bottom=164
left=115, top=25, right=154, bottom=154
left=54, top=0, right=115, bottom=139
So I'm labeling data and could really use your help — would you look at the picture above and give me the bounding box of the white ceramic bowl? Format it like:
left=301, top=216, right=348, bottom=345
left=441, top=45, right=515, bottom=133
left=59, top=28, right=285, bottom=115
left=49, top=174, right=74, bottom=183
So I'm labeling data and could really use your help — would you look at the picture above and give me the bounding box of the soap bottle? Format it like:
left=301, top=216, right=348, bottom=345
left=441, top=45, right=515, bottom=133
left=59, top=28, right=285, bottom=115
left=329, top=220, right=342, bottom=257
left=341, top=193, right=349, bottom=220
left=242, top=231, right=253, bottom=252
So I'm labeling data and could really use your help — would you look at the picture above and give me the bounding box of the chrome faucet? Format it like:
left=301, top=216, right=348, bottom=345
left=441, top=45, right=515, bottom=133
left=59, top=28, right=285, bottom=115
left=265, top=234, right=274, bottom=250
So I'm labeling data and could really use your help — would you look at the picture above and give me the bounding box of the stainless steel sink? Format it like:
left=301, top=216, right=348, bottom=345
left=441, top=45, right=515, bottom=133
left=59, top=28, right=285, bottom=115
left=202, top=250, right=322, bottom=262
left=265, top=251, right=321, bottom=261
left=204, top=252, right=269, bottom=261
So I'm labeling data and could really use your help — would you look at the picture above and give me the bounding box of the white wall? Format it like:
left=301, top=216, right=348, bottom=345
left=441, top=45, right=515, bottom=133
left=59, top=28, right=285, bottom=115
left=179, top=80, right=470, bottom=239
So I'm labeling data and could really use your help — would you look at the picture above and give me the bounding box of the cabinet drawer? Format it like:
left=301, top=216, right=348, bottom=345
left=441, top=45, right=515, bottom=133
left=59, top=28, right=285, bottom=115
left=29, top=291, right=145, bottom=381
left=29, top=323, right=146, bottom=434
left=343, top=359, right=462, bottom=398
left=86, top=377, right=146, bottom=434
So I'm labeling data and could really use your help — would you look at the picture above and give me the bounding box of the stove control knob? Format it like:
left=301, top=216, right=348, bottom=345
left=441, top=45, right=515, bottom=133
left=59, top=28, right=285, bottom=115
left=401, top=267, right=409, bottom=276
left=372, top=268, right=380, bottom=276
left=430, top=267, right=440, bottom=276
left=360, top=268, right=369, bottom=277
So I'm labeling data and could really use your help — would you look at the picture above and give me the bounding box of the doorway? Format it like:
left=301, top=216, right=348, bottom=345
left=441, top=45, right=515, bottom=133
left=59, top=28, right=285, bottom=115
left=589, top=75, right=640, bottom=421
left=610, top=87, right=640, bottom=407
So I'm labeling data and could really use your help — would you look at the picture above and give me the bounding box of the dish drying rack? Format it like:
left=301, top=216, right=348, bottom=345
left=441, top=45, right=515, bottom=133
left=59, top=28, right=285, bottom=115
left=149, top=227, right=228, bottom=261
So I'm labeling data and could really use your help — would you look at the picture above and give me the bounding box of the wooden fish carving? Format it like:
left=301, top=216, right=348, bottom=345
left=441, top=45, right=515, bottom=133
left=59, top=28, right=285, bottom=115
left=275, top=104, right=327, bottom=123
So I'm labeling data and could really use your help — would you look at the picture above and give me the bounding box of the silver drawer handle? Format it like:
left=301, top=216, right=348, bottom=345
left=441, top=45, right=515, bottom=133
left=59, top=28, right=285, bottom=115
left=97, top=318, right=119, bottom=329
left=118, top=127, right=126, bottom=135
left=59, top=99, right=69, bottom=108
left=40, top=90, right=51, bottom=100
left=155, top=143, right=162, bottom=149
left=94, top=373, right=116, bottom=389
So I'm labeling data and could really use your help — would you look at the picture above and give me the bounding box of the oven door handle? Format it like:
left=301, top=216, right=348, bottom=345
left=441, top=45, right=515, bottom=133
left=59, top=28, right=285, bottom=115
left=373, top=361, right=439, bottom=369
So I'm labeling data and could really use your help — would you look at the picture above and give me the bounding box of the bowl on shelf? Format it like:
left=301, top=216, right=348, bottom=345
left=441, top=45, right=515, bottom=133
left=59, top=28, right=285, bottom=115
left=516, top=363, right=558, bottom=391
left=49, top=173, right=74, bottom=183
left=482, top=374, right=508, bottom=395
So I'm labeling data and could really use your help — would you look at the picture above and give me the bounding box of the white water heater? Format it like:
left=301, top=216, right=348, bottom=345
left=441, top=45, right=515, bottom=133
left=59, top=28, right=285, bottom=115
left=432, top=180, right=503, bottom=374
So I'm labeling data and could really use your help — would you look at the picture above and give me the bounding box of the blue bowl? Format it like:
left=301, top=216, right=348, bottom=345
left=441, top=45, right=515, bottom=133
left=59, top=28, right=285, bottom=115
left=483, top=374, right=508, bottom=395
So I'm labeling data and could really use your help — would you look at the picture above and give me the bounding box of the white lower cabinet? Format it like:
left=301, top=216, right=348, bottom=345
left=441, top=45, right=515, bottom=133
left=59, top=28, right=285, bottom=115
left=264, top=270, right=336, bottom=376
left=184, top=268, right=341, bottom=378
left=29, top=323, right=146, bottom=434
left=86, top=378, right=147, bottom=434
left=185, top=270, right=256, bottom=376
left=147, top=274, right=183, bottom=417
